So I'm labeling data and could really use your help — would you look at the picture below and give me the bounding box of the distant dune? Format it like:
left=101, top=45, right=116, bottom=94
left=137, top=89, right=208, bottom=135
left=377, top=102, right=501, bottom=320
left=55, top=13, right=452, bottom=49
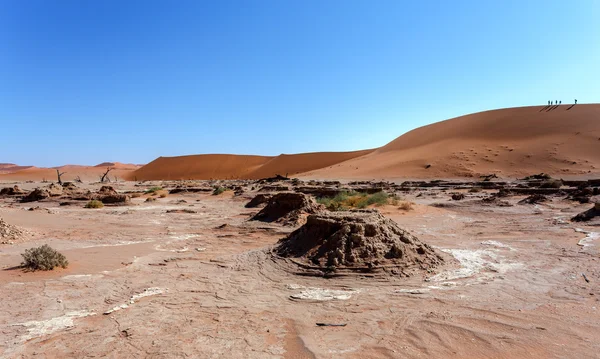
left=0, top=163, right=140, bottom=182
left=303, top=104, right=600, bottom=179
left=0, top=163, right=33, bottom=174
left=127, top=154, right=273, bottom=181
left=243, top=150, right=374, bottom=179
left=3, top=105, right=599, bottom=182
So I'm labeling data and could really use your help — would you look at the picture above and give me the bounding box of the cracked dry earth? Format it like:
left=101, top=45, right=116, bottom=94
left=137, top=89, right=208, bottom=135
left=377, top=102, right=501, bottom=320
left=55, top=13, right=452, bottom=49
left=1, top=184, right=599, bottom=358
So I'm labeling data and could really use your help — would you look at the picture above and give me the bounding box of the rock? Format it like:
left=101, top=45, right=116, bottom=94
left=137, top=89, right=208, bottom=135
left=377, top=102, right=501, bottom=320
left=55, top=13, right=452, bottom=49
left=571, top=203, right=600, bottom=222
left=99, top=194, right=130, bottom=204
left=0, top=185, right=25, bottom=196
left=62, top=182, right=77, bottom=190
left=98, top=186, right=117, bottom=195
left=94, top=186, right=129, bottom=204
left=245, top=194, right=273, bottom=208
left=275, top=210, right=445, bottom=275
left=481, top=196, right=512, bottom=207
left=166, top=209, right=197, bottom=214
left=0, top=217, right=28, bottom=242
left=251, top=192, right=324, bottom=226
left=46, top=183, right=63, bottom=197
left=21, top=188, right=50, bottom=203
left=451, top=193, right=465, bottom=201
left=518, top=194, right=548, bottom=205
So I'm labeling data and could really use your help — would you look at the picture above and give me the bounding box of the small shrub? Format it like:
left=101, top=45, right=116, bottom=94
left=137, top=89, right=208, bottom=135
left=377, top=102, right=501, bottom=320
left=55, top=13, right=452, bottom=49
left=21, top=244, right=68, bottom=271
left=145, top=197, right=157, bottom=202
left=366, top=191, right=389, bottom=206
left=85, top=199, right=104, bottom=209
left=540, top=179, right=562, bottom=189
left=145, top=186, right=163, bottom=194
left=398, top=201, right=415, bottom=211
left=130, top=192, right=143, bottom=198
left=159, top=193, right=167, bottom=198
left=212, top=187, right=229, bottom=195
left=317, top=191, right=390, bottom=211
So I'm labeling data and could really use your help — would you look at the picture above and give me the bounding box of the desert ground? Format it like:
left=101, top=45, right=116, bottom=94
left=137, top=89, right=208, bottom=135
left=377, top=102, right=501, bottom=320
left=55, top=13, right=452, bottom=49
left=0, top=175, right=599, bottom=359
left=1, top=105, right=600, bottom=358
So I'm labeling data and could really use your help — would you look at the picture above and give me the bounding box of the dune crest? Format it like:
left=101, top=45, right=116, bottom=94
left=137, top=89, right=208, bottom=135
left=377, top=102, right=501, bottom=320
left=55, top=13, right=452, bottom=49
left=3, top=105, right=599, bottom=181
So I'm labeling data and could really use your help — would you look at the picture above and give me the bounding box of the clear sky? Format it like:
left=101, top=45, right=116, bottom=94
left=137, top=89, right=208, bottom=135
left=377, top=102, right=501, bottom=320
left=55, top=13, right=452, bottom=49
left=1, top=0, right=599, bottom=167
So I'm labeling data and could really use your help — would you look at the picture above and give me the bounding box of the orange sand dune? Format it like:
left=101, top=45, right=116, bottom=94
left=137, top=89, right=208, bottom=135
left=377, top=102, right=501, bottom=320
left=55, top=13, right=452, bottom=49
left=303, top=104, right=600, bottom=179
left=127, top=154, right=273, bottom=180
left=128, top=149, right=375, bottom=180
left=244, top=150, right=374, bottom=179
left=0, top=164, right=33, bottom=174
left=4, top=105, right=599, bottom=182
left=0, top=164, right=140, bottom=182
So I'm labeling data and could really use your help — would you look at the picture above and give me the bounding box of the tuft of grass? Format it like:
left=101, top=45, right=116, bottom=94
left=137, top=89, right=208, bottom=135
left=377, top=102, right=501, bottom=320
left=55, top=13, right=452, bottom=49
left=144, top=186, right=163, bottom=194
left=21, top=244, right=68, bottom=271
left=85, top=199, right=104, bottom=209
left=398, top=201, right=415, bottom=211
left=317, top=191, right=391, bottom=211
left=212, top=186, right=230, bottom=195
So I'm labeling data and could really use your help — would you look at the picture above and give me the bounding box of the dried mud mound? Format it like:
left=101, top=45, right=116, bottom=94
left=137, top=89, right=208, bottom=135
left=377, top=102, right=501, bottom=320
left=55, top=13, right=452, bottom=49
left=251, top=192, right=324, bottom=226
left=572, top=203, right=600, bottom=222
left=94, top=186, right=130, bottom=204
left=274, top=210, right=445, bottom=276
left=0, top=218, right=28, bottom=243
left=245, top=193, right=272, bottom=208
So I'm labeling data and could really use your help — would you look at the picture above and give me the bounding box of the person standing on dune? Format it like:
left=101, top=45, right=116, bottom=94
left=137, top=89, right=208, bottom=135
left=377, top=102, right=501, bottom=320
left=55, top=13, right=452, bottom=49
left=559, top=100, right=561, bottom=105
left=575, top=99, right=577, bottom=104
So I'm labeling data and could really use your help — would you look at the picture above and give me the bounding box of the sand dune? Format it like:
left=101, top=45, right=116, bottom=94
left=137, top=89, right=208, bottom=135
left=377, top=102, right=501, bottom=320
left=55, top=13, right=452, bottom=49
left=0, top=164, right=33, bottom=175
left=127, top=154, right=273, bottom=180
left=303, top=104, right=600, bottom=179
left=127, top=150, right=375, bottom=181
left=4, top=105, right=599, bottom=181
left=0, top=164, right=140, bottom=182
left=244, top=150, right=374, bottom=179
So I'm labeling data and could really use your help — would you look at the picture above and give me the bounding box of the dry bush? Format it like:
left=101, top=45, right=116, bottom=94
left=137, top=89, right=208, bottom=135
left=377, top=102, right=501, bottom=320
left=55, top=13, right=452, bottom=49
left=21, top=244, right=68, bottom=271
left=398, top=201, right=415, bottom=211
left=146, top=197, right=157, bottom=202
left=159, top=193, right=167, bottom=198
left=85, top=199, right=104, bottom=209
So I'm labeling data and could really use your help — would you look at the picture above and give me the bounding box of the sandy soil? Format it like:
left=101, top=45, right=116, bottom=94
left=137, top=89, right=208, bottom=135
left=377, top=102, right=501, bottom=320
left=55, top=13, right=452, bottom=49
left=1, top=180, right=599, bottom=358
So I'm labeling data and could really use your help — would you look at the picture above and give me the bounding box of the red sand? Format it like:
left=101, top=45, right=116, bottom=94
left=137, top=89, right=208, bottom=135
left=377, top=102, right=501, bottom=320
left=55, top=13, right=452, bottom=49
left=3, top=105, right=599, bottom=181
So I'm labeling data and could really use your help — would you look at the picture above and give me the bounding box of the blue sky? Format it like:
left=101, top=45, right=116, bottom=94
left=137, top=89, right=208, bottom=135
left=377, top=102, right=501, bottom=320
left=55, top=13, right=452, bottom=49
left=1, top=0, right=599, bottom=166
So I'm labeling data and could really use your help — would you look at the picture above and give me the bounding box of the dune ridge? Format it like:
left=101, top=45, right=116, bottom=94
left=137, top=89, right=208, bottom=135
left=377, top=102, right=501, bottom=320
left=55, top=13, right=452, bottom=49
left=303, top=104, right=600, bottom=179
left=3, top=105, right=599, bottom=181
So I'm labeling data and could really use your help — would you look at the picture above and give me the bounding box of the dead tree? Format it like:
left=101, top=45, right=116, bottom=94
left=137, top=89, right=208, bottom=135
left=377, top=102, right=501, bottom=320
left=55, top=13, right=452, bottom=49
left=56, top=169, right=66, bottom=185
left=100, top=167, right=113, bottom=183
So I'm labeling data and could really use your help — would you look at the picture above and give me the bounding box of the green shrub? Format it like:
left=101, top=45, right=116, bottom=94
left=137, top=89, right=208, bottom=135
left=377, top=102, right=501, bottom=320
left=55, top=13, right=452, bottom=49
left=85, top=199, right=104, bottom=209
left=144, top=186, right=163, bottom=194
left=317, top=191, right=391, bottom=211
left=21, top=244, right=68, bottom=271
left=212, top=187, right=229, bottom=195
